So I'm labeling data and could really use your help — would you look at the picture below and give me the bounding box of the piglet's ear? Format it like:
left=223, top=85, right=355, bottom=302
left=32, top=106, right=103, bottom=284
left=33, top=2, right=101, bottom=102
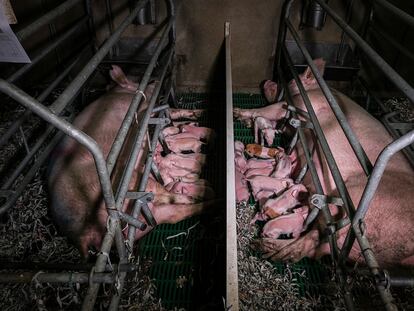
left=109, top=65, right=138, bottom=91
left=303, top=58, right=326, bottom=81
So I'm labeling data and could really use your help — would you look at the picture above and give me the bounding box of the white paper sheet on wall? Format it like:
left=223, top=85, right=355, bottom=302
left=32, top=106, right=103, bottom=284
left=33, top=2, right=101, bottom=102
left=0, top=3, right=30, bottom=63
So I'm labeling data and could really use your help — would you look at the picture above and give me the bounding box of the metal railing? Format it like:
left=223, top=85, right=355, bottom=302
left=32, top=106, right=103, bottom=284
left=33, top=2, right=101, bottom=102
left=0, top=0, right=176, bottom=310
left=274, top=1, right=414, bottom=310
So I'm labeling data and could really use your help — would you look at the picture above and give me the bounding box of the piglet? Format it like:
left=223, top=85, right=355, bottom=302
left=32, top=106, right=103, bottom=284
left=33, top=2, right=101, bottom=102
left=165, top=180, right=215, bottom=201
left=234, top=141, right=247, bottom=173
left=263, top=80, right=278, bottom=103
left=180, top=124, right=216, bottom=144
left=162, top=126, right=180, bottom=137
left=235, top=169, right=250, bottom=203
left=261, top=206, right=309, bottom=239
left=165, top=134, right=206, bottom=154
left=261, top=184, right=308, bottom=220
left=244, top=166, right=274, bottom=179
left=272, top=149, right=298, bottom=179
left=245, top=144, right=284, bottom=159
left=254, top=117, right=279, bottom=146
left=247, top=176, right=293, bottom=199
left=169, top=108, right=204, bottom=120
left=245, top=158, right=276, bottom=170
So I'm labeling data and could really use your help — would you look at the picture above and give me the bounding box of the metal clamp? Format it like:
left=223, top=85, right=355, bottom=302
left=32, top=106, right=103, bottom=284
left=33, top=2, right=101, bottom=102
left=289, top=118, right=314, bottom=129
left=148, top=117, right=170, bottom=125
left=310, top=193, right=344, bottom=210
left=125, top=191, right=154, bottom=202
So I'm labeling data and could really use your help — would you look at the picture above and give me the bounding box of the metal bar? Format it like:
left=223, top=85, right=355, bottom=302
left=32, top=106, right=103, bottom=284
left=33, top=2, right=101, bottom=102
left=0, top=272, right=116, bottom=284
left=370, top=24, right=414, bottom=63
left=282, top=46, right=356, bottom=219
left=273, top=0, right=294, bottom=81
left=114, top=48, right=173, bottom=213
left=8, top=17, right=88, bottom=83
left=389, top=277, right=414, bottom=287
left=104, top=0, right=115, bottom=35
left=108, top=51, right=173, bottom=311
left=373, top=0, right=414, bottom=29
left=16, top=0, right=83, bottom=41
left=0, top=83, right=127, bottom=307
left=0, top=80, right=116, bottom=213
left=314, top=0, right=414, bottom=103
left=126, top=115, right=165, bottom=248
left=50, top=0, right=150, bottom=115
left=0, top=262, right=135, bottom=272
left=0, top=48, right=86, bottom=149
left=353, top=224, right=397, bottom=310
left=106, top=18, right=173, bottom=174
left=353, top=130, right=414, bottom=223
left=112, top=116, right=165, bottom=311
left=0, top=131, right=62, bottom=215
left=2, top=125, right=55, bottom=189
left=225, top=22, right=239, bottom=311
left=286, top=20, right=373, bottom=176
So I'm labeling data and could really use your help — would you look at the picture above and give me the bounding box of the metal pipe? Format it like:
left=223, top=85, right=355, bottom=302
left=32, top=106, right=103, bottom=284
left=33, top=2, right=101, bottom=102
left=0, top=131, right=62, bottom=215
left=286, top=20, right=373, bottom=176
left=389, top=276, right=414, bottom=287
left=353, top=130, right=414, bottom=223
left=8, top=17, right=88, bottom=83
left=370, top=24, right=414, bottom=63
left=273, top=0, right=294, bottom=81
left=1, top=125, right=55, bottom=189
left=0, top=80, right=116, bottom=213
left=282, top=47, right=356, bottom=219
left=313, top=0, right=414, bottom=103
left=50, top=0, right=150, bottom=116
left=373, top=0, right=414, bottom=29
left=106, top=18, right=173, bottom=174
left=16, top=0, right=83, bottom=41
left=0, top=48, right=86, bottom=149
left=0, top=262, right=135, bottom=272
left=111, top=116, right=165, bottom=311
left=114, top=48, right=173, bottom=212
left=126, top=115, right=165, bottom=249
left=0, top=272, right=116, bottom=284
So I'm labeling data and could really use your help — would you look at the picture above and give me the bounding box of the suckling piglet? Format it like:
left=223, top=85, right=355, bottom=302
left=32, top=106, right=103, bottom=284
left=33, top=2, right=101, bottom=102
left=234, top=141, right=247, bottom=173
left=254, top=116, right=279, bottom=146
left=261, top=184, right=308, bottom=220
left=180, top=124, right=216, bottom=144
left=165, top=133, right=206, bottom=154
left=263, top=80, right=278, bottom=103
left=261, top=206, right=309, bottom=239
left=235, top=169, right=250, bottom=203
left=247, top=176, right=293, bottom=199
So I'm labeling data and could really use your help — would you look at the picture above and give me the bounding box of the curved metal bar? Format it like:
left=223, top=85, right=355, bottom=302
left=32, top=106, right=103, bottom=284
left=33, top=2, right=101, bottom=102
left=0, top=79, right=116, bottom=212
left=353, top=130, right=414, bottom=223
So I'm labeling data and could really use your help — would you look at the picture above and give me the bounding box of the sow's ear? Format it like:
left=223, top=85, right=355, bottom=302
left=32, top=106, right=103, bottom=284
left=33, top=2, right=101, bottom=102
left=109, top=65, right=138, bottom=91
left=302, top=58, right=326, bottom=82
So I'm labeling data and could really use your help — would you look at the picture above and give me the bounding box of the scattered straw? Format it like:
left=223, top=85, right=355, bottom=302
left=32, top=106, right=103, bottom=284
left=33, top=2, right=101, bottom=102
left=383, top=97, right=414, bottom=122
left=236, top=204, right=321, bottom=311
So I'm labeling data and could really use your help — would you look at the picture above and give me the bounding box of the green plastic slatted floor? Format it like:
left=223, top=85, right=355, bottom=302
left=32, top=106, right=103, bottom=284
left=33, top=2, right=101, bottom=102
left=139, top=93, right=330, bottom=310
